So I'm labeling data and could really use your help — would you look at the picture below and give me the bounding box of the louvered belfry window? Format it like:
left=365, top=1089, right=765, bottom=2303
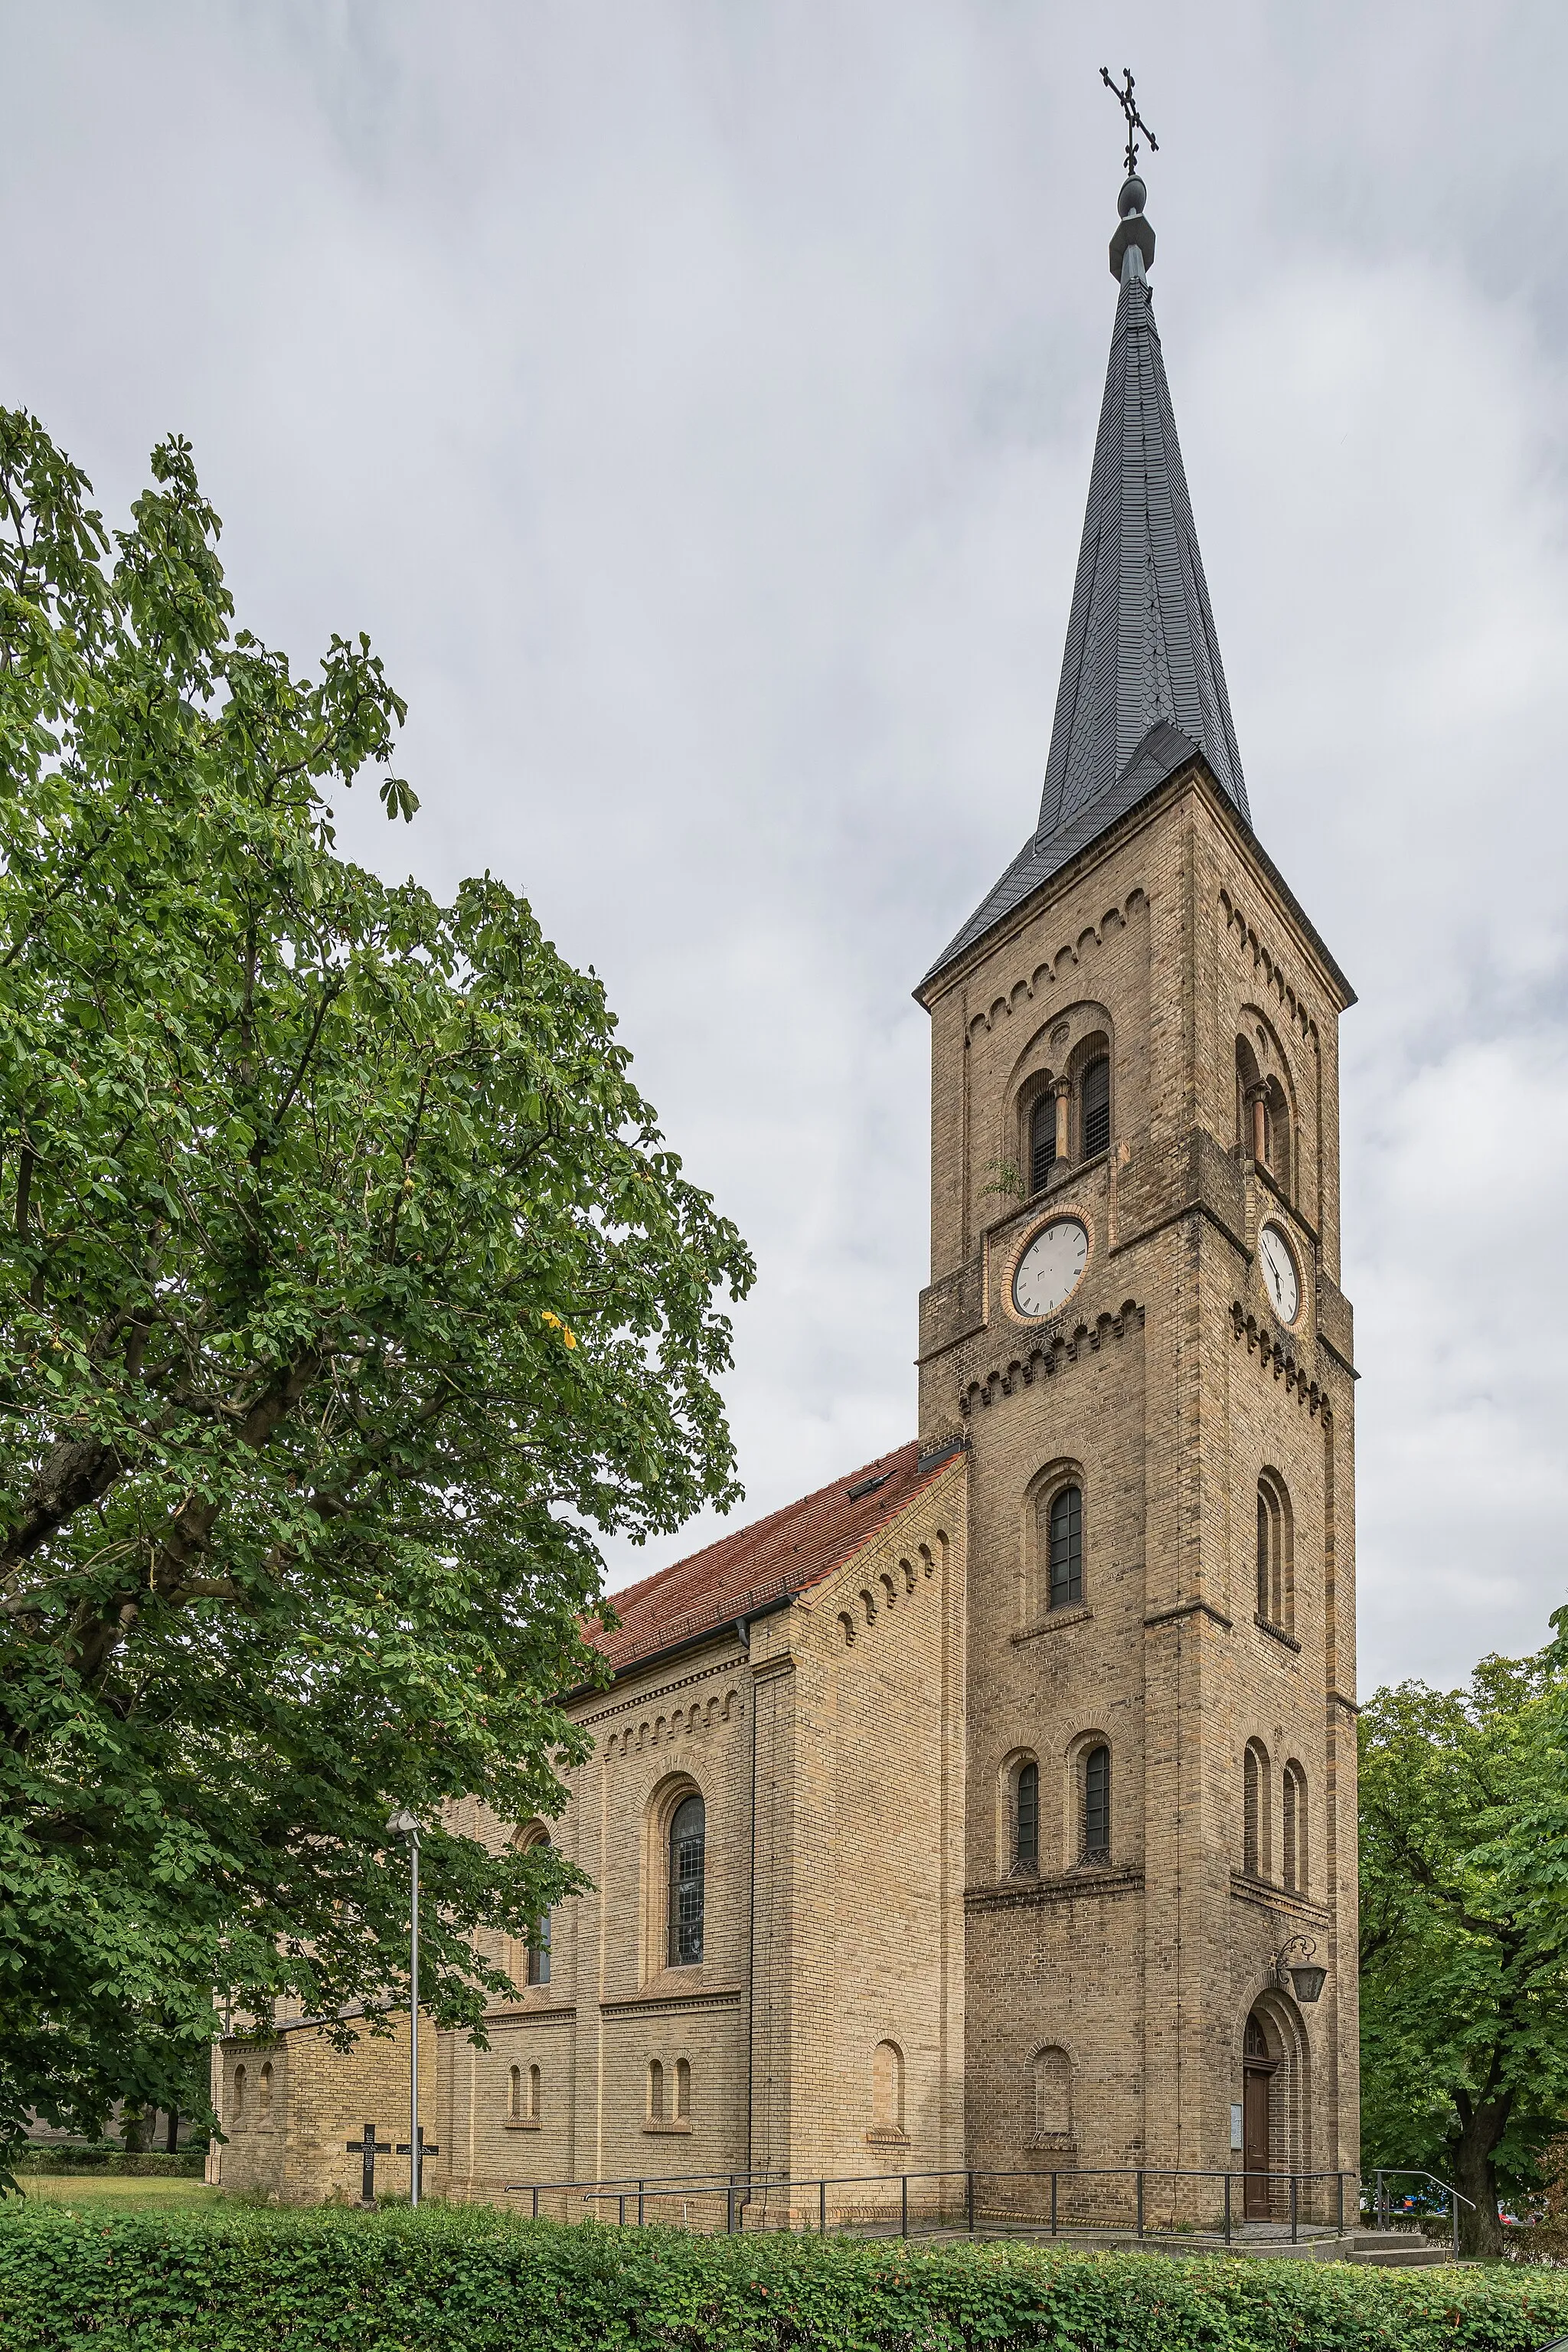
left=1083, top=1744, right=1111, bottom=1862
left=668, top=1794, right=706, bottom=1967
left=1030, top=1094, right=1057, bottom=1192
left=1014, top=1759, right=1040, bottom=1872
left=1080, top=1056, right=1110, bottom=1157
left=1049, top=1485, right=1083, bottom=1610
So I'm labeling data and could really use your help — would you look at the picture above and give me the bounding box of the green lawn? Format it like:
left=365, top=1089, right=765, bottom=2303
left=18, top=2172, right=217, bottom=2211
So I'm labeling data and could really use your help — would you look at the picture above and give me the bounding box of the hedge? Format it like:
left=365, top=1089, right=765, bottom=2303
left=15, top=2146, right=208, bottom=2176
left=2, top=2200, right=1567, bottom=2351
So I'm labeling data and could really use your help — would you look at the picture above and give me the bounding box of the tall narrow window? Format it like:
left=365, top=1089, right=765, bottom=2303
left=1049, top=1485, right=1083, bottom=1610
left=1014, top=1759, right=1039, bottom=1874
left=675, top=2058, right=691, bottom=2121
left=528, top=2063, right=541, bottom=2121
left=259, top=2062, right=273, bottom=2121
left=524, top=1832, right=553, bottom=1984
left=508, top=2064, right=521, bottom=2122
left=233, top=2065, right=247, bottom=2125
left=1256, top=1474, right=1292, bottom=1632
left=1282, top=1762, right=1308, bottom=1893
left=1243, top=1740, right=1271, bottom=1880
left=668, top=1793, right=705, bottom=1968
left=1080, top=1056, right=1110, bottom=1158
left=648, top=2058, right=665, bottom=2122
left=1030, top=1094, right=1057, bottom=1193
left=1083, top=1744, right=1110, bottom=1863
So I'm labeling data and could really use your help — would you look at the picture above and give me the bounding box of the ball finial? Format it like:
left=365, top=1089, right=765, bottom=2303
left=1118, top=175, right=1146, bottom=219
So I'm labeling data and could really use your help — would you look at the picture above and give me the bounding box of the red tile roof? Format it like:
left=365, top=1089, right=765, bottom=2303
left=590, top=1439, right=963, bottom=1673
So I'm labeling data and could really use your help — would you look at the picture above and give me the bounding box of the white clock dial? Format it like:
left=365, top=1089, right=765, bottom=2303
left=1012, top=1217, right=1089, bottom=1319
left=1258, top=1223, right=1300, bottom=1326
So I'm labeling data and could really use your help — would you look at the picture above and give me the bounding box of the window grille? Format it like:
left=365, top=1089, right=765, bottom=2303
left=668, top=1793, right=705, bottom=1967
left=1014, top=1759, right=1039, bottom=1873
left=1080, top=1056, right=1110, bottom=1157
left=1049, top=1485, right=1083, bottom=1610
left=1083, top=1743, right=1110, bottom=1862
left=1030, top=1094, right=1057, bottom=1192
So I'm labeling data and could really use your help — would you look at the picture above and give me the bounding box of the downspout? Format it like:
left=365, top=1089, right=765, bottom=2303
left=737, top=1615, right=756, bottom=2185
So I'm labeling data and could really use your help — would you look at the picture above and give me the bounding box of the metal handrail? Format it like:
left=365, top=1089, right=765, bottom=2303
left=1369, top=2166, right=1475, bottom=2259
left=507, top=2161, right=1358, bottom=2247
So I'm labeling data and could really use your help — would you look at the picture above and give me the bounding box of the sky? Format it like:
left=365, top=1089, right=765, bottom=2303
left=2, top=1, right=1565, bottom=1694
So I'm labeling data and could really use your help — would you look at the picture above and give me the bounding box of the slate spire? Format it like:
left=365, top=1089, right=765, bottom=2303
left=1037, top=172, right=1246, bottom=844
left=923, top=169, right=1249, bottom=988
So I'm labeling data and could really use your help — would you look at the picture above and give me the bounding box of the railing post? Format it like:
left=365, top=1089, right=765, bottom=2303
left=1289, top=2174, right=1298, bottom=2244
left=900, top=2174, right=909, bottom=2239
left=1337, top=2173, right=1344, bottom=2236
left=1223, top=2171, right=1232, bottom=2245
left=1135, top=2168, right=1144, bottom=2238
left=617, top=2194, right=626, bottom=2228
left=819, top=2177, right=826, bottom=2235
left=637, top=2179, right=645, bottom=2228
left=1376, top=2167, right=1385, bottom=2231
left=965, top=2169, right=975, bottom=2235
left=531, top=2186, right=540, bottom=2220
left=1050, top=2171, right=1058, bottom=2236
left=727, top=2175, right=737, bottom=2235
left=1451, top=2187, right=1459, bottom=2261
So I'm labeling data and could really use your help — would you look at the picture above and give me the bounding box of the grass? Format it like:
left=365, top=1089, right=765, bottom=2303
left=16, top=2171, right=218, bottom=2210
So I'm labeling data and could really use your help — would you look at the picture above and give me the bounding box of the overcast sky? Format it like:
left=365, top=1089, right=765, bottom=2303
left=3, top=2, right=1565, bottom=1695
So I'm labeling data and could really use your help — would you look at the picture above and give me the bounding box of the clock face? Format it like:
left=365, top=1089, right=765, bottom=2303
left=1012, top=1217, right=1089, bottom=1319
left=1258, top=1223, right=1301, bottom=1326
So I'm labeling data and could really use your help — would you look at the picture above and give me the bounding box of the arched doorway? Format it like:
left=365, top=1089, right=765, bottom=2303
left=1242, top=2011, right=1277, bottom=2217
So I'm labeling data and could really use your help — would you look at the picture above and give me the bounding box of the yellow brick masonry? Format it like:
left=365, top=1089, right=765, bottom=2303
left=918, top=763, right=1357, bottom=2218
left=213, top=756, right=1357, bottom=2217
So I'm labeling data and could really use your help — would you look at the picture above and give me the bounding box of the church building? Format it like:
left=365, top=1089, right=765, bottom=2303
left=213, top=159, right=1359, bottom=2217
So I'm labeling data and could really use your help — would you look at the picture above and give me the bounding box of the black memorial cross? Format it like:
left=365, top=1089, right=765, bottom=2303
left=347, top=2122, right=390, bottom=2207
left=1099, top=64, right=1159, bottom=179
left=396, top=2125, right=439, bottom=2200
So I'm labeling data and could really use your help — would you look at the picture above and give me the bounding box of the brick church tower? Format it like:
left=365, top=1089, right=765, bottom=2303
left=916, top=165, right=1359, bottom=2213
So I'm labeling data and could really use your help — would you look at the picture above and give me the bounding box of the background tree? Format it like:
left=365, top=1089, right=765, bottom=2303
left=1359, top=1616, right=1568, bottom=2254
left=0, top=413, right=753, bottom=2172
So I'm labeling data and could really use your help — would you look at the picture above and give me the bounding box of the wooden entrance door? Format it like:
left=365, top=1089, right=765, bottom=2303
left=1243, top=2014, right=1276, bottom=2219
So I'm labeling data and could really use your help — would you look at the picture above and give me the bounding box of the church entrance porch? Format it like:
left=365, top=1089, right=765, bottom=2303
left=1243, top=2013, right=1276, bottom=2218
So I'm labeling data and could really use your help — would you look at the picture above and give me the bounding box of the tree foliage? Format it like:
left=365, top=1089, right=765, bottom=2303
left=0, top=412, right=753, bottom=2166
left=1359, top=1613, right=1568, bottom=2252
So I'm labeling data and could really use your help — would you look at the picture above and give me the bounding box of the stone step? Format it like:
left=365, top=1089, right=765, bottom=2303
left=1345, top=2242, right=1452, bottom=2267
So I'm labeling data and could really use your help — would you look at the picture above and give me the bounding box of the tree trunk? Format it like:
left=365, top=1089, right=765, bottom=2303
left=165, top=2108, right=178, bottom=2154
left=1453, top=2096, right=1511, bottom=2257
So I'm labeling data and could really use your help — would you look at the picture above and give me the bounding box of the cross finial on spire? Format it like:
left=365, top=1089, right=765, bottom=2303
left=1099, top=64, right=1158, bottom=181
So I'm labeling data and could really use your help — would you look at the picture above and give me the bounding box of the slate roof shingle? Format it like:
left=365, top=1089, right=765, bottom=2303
left=590, top=1439, right=962, bottom=1673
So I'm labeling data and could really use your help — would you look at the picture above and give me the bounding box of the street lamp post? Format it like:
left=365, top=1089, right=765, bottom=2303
left=386, top=1809, right=423, bottom=2206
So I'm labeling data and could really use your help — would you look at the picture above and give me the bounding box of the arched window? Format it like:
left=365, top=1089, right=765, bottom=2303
left=1083, top=1744, right=1110, bottom=1863
left=1256, top=1473, right=1292, bottom=1632
left=1282, top=1762, right=1308, bottom=1893
left=668, top=1793, right=705, bottom=1968
left=508, top=2064, right=521, bottom=2122
left=1080, top=1056, right=1110, bottom=1158
left=259, top=2061, right=273, bottom=2121
left=1243, top=1739, right=1271, bottom=1880
left=1048, top=1485, right=1083, bottom=1610
left=871, top=2040, right=905, bottom=2138
left=1031, top=2046, right=1072, bottom=2142
left=1013, top=1758, right=1039, bottom=1874
left=233, top=2064, right=247, bottom=2125
left=675, top=2058, right=691, bottom=2121
left=1030, top=1093, right=1057, bottom=1192
left=528, top=2063, right=541, bottom=2120
left=528, top=1831, right=553, bottom=1985
left=648, top=2057, right=665, bottom=2122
